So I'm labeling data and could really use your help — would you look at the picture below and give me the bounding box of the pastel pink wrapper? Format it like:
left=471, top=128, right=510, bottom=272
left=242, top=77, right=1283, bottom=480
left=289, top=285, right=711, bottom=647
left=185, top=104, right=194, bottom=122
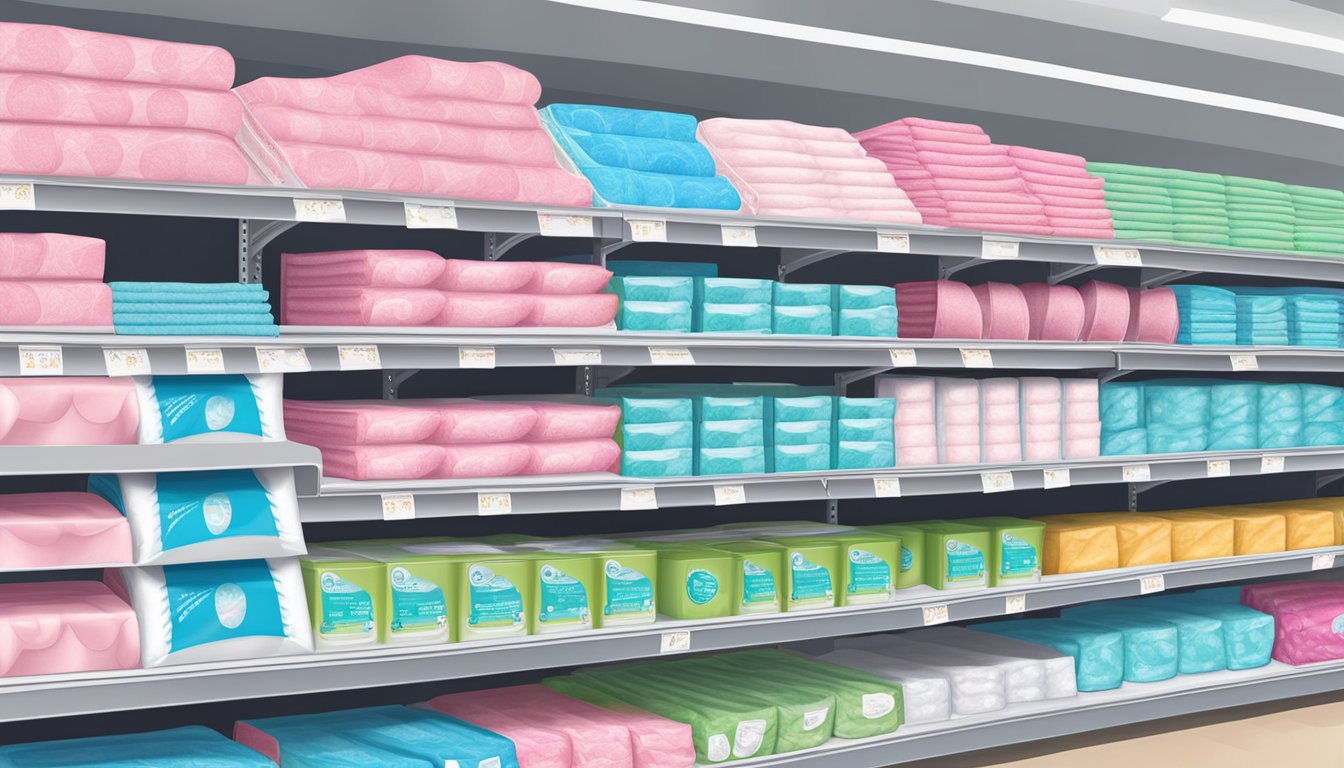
left=527, top=294, right=618, bottom=327
left=1078, top=281, right=1131, bottom=342
left=522, top=401, right=621, bottom=441
left=897, top=443, right=939, bottom=466
left=526, top=438, right=621, bottom=475
left=438, top=292, right=535, bottom=328
left=971, top=282, right=1030, bottom=340
left=236, top=78, right=541, bottom=127
left=439, top=442, right=533, bottom=478
left=895, top=280, right=983, bottom=339
left=1006, top=145, right=1087, bottom=166
left=1063, top=435, right=1101, bottom=459
left=0, top=492, right=131, bottom=569
left=330, top=56, right=542, bottom=104
left=0, top=121, right=254, bottom=184
left=0, top=580, right=139, bottom=677
left=0, top=22, right=234, bottom=90
left=420, top=705, right=572, bottom=768
left=282, top=250, right=445, bottom=289
left=283, top=287, right=445, bottom=327
left=438, top=259, right=536, bottom=293
left=1241, top=582, right=1344, bottom=614
left=320, top=444, right=445, bottom=481
left=0, top=73, right=241, bottom=135
left=424, top=399, right=539, bottom=444
left=0, top=377, right=138, bottom=445
left=1126, top=287, right=1179, bottom=343
left=283, top=399, right=442, bottom=445
left=0, top=233, right=104, bottom=280
left=522, top=262, right=613, bottom=295
left=1020, top=283, right=1085, bottom=341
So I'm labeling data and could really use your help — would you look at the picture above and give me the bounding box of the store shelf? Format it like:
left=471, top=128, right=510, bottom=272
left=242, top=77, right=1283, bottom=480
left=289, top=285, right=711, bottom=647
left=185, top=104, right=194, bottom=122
left=301, top=447, right=1344, bottom=521
left=0, top=545, right=1334, bottom=723
left=0, top=443, right=324, bottom=496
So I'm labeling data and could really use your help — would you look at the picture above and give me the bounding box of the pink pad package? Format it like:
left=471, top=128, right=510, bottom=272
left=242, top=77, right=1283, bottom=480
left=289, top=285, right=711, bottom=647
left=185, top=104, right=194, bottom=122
left=970, top=282, right=1029, bottom=340
left=1125, top=287, right=1179, bottom=344
left=0, top=73, right=242, bottom=135
left=1241, top=582, right=1344, bottom=665
left=283, top=400, right=442, bottom=445
left=319, top=444, right=446, bottom=481
left=1020, top=283, right=1085, bottom=341
left=980, top=378, right=1022, bottom=463
left=521, top=400, right=621, bottom=441
left=439, top=442, right=532, bottom=479
left=0, top=580, right=140, bottom=677
left=0, top=492, right=131, bottom=569
left=438, top=259, right=536, bottom=293
left=1061, top=378, right=1100, bottom=459
left=417, top=703, right=572, bottom=768
left=0, top=280, right=111, bottom=326
left=282, top=250, right=446, bottom=289
left=526, top=438, right=621, bottom=475
left=936, top=377, right=981, bottom=464
left=424, top=399, right=539, bottom=444
left=1078, top=281, right=1131, bottom=342
left=330, top=56, right=542, bottom=103
left=522, top=262, right=613, bottom=295
left=0, top=122, right=256, bottom=185
left=0, top=22, right=235, bottom=89
left=876, top=375, right=938, bottom=466
left=1020, top=377, right=1063, bottom=461
left=0, top=377, right=138, bottom=446
left=0, top=233, right=104, bottom=280
left=526, top=294, right=618, bottom=327
left=438, top=292, right=535, bottom=328
left=895, top=280, right=983, bottom=339
left=283, top=287, right=446, bottom=327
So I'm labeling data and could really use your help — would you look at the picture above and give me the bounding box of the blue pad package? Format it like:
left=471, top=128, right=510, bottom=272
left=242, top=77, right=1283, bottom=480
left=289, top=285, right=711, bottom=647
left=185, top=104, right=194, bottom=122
left=0, top=726, right=275, bottom=768
left=134, top=374, right=284, bottom=443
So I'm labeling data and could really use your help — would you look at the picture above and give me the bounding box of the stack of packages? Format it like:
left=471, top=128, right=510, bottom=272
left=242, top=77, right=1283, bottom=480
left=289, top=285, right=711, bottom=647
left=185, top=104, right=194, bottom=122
left=895, top=280, right=984, bottom=339
left=766, top=392, right=833, bottom=473
left=1087, top=163, right=1176, bottom=243
left=1144, top=380, right=1212, bottom=454
left=695, top=117, right=923, bottom=223
left=0, top=233, right=111, bottom=327
left=834, top=285, right=898, bottom=337
left=283, top=398, right=621, bottom=480
left=836, top=397, right=896, bottom=469
left=935, top=378, right=981, bottom=464
left=972, top=281, right=1030, bottom=339
left=1127, top=286, right=1181, bottom=343
left=878, top=376, right=939, bottom=466
left=540, top=103, right=741, bottom=210
left=607, top=394, right=693, bottom=478
left=1167, top=170, right=1230, bottom=248
left=692, top=392, right=766, bottom=475
left=110, top=281, right=276, bottom=336
left=1230, top=290, right=1291, bottom=346
left=1239, top=581, right=1344, bottom=665
left=1234, top=288, right=1344, bottom=347
left=1021, top=377, right=1064, bottom=462
left=855, top=117, right=1050, bottom=235
left=1005, top=146, right=1114, bottom=238
left=773, top=282, right=833, bottom=335
left=1226, top=176, right=1296, bottom=252
left=694, top=276, right=772, bottom=334
left=0, top=727, right=275, bottom=767
left=1259, top=383, right=1305, bottom=449
left=1290, top=185, right=1344, bottom=257
left=1304, top=384, right=1344, bottom=446
left=601, top=387, right=768, bottom=475
left=235, top=55, right=591, bottom=203
left=612, top=273, right=694, bottom=332
left=0, top=22, right=258, bottom=185
left=1063, top=379, right=1103, bottom=459
left=980, top=378, right=1022, bottom=463
left=1170, top=285, right=1236, bottom=344
left=281, top=251, right=617, bottom=328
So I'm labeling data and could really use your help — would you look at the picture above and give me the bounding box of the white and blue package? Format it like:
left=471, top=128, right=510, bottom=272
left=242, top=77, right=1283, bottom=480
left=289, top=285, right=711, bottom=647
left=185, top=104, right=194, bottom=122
left=135, top=374, right=285, bottom=443
left=90, top=468, right=305, bottom=565
left=123, top=557, right=312, bottom=667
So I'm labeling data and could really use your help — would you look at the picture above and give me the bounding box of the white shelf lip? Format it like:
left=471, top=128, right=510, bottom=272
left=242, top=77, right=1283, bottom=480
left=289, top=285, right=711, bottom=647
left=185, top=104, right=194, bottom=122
left=0, top=546, right=1334, bottom=723
left=300, top=447, right=1344, bottom=520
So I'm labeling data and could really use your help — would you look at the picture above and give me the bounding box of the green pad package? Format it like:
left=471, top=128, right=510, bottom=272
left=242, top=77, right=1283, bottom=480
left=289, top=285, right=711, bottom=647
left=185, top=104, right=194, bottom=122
left=865, top=524, right=923, bottom=589
left=709, top=541, right=783, bottom=614
left=761, top=537, right=840, bottom=610
left=325, top=542, right=453, bottom=646
left=725, top=648, right=904, bottom=739
left=300, top=546, right=384, bottom=651
left=819, top=534, right=898, bottom=605
left=654, top=545, right=736, bottom=619
left=912, top=521, right=989, bottom=590
left=959, top=517, right=1044, bottom=587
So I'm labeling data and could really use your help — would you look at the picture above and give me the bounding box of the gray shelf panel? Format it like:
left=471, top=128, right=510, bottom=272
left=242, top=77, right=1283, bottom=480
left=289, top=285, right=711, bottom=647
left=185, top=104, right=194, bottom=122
left=0, top=546, right=1335, bottom=723
left=0, top=443, right=324, bottom=496
left=300, top=447, right=1344, bottom=522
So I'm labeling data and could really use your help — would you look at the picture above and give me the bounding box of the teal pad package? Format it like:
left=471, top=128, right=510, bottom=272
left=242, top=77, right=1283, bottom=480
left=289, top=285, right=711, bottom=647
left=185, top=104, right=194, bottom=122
left=134, top=374, right=284, bottom=443
left=1142, top=594, right=1275, bottom=670
left=1061, top=606, right=1183, bottom=681
left=1105, top=600, right=1227, bottom=673
left=0, top=726, right=275, bottom=768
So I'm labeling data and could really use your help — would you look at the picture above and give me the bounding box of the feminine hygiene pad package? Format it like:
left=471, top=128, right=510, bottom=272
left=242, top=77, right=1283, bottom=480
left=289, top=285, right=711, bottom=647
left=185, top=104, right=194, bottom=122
left=0, top=581, right=140, bottom=677
left=0, top=377, right=139, bottom=446
left=135, top=374, right=285, bottom=443
left=0, top=491, right=132, bottom=569
left=0, top=726, right=277, bottom=768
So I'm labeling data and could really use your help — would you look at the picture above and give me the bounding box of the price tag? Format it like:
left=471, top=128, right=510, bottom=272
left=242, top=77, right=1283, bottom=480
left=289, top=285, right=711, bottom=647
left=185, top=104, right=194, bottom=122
left=185, top=348, right=225, bottom=374
left=960, top=348, right=993, bottom=368
left=553, top=348, right=602, bottom=366
left=888, top=349, right=917, bottom=367
left=1122, top=463, right=1151, bottom=482
left=620, top=487, right=658, bottom=511
left=1139, top=574, right=1166, bottom=595
left=1004, top=594, right=1027, bottom=615
left=1261, top=455, right=1286, bottom=474
left=403, top=202, right=459, bottom=229
left=922, top=604, right=950, bottom=626
left=876, top=231, right=911, bottom=253
left=1043, top=468, right=1071, bottom=489
left=458, top=347, right=496, bottom=369
left=873, top=477, right=902, bottom=498
left=477, top=493, right=512, bottom=516
left=293, top=198, right=345, bottom=222
left=0, top=182, right=35, bottom=210
left=1206, top=459, right=1231, bottom=478
left=721, top=225, right=758, bottom=248
left=714, top=485, right=746, bottom=506
left=1093, top=245, right=1143, bottom=267
left=981, top=239, right=1020, bottom=259
left=659, top=630, right=691, bottom=653
left=18, top=346, right=62, bottom=376
left=1312, top=553, right=1337, bottom=571
left=649, top=347, right=695, bottom=365
left=1230, top=354, right=1259, bottom=372
left=103, top=348, right=150, bottom=376
left=256, top=347, right=311, bottom=373
left=628, top=218, right=667, bottom=242
left=380, top=494, right=416, bottom=521
left=537, top=212, right=594, bottom=238
left=981, top=471, right=1014, bottom=493
left=337, top=345, right=382, bottom=371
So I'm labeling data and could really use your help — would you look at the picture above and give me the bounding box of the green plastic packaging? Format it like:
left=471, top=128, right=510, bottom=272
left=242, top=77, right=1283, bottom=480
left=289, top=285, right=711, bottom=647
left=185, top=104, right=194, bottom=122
left=820, top=533, right=899, bottom=605
left=961, top=517, right=1045, bottom=586
left=327, top=542, right=453, bottom=645
left=728, top=648, right=905, bottom=738
left=397, top=541, right=532, bottom=641
left=671, top=655, right=836, bottom=753
left=762, top=537, right=840, bottom=610
left=912, top=521, right=990, bottom=590
left=708, top=540, right=784, bottom=614
left=652, top=545, right=736, bottom=619
left=521, top=551, right=598, bottom=635
left=864, top=525, right=924, bottom=590
left=300, top=546, right=383, bottom=651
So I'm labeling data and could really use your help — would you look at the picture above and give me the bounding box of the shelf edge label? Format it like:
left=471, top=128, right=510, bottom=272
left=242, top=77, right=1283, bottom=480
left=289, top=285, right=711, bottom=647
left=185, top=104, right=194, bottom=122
left=1093, top=245, right=1142, bottom=267
left=628, top=217, right=667, bottom=242
left=1312, top=553, right=1337, bottom=571
left=0, top=182, right=35, bottom=210
left=538, top=212, right=594, bottom=238
left=381, top=493, right=416, bottom=521
left=713, top=485, right=746, bottom=506
left=553, top=348, right=602, bottom=366
left=1004, top=594, right=1027, bottom=615
left=960, top=348, right=993, bottom=368
left=338, top=345, right=382, bottom=371
left=1042, top=468, right=1071, bottom=489
left=18, top=345, right=62, bottom=376
left=721, top=225, right=757, bottom=248
left=1139, top=574, right=1166, bottom=595
left=876, top=231, right=911, bottom=253
left=1206, top=459, right=1231, bottom=478
left=1261, top=455, right=1286, bottom=474
left=477, top=492, right=512, bottom=516
left=1229, top=354, right=1259, bottom=372
left=660, top=630, right=691, bottom=653
left=404, top=202, right=459, bottom=229
left=184, top=347, right=225, bottom=374
left=873, top=477, right=902, bottom=498
left=293, top=198, right=345, bottom=222
left=649, top=347, right=695, bottom=365
left=981, top=471, right=1014, bottom=493
left=981, top=239, right=1019, bottom=260
left=620, top=487, right=658, bottom=511
left=888, top=349, right=917, bottom=367
left=922, top=604, right=950, bottom=626
left=256, top=347, right=311, bottom=373
left=103, top=348, right=150, bottom=377
left=459, top=347, right=496, bottom=369
left=1121, top=463, right=1151, bottom=482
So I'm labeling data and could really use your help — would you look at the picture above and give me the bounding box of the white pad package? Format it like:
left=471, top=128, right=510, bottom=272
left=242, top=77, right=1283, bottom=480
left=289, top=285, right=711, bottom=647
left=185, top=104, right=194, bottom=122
left=89, top=468, right=305, bottom=566
left=848, top=633, right=1046, bottom=705
left=121, top=557, right=313, bottom=667
left=907, top=626, right=1078, bottom=700
left=134, top=374, right=285, bottom=444
left=835, top=635, right=1008, bottom=715
left=815, top=649, right=951, bottom=724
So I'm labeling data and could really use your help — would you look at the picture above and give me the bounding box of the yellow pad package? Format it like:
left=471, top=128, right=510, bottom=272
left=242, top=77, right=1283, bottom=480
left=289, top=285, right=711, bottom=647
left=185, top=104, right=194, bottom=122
left=1033, top=517, right=1118, bottom=575
left=1149, top=511, right=1234, bottom=561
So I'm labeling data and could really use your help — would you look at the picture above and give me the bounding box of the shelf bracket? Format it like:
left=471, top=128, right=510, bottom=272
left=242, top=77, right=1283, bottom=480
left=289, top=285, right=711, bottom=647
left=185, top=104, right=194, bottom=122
left=1047, top=262, right=1099, bottom=285
left=1140, top=268, right=1200, bottom=289
left=1317, top=471, right=1344, bottom=492
left=598, top=238, right=630, bottom=265
left=382, top=369, right=419, bottom=400
left=938, top=256, right=982, bottom=280
left=1129, top=479, right=1171, bottom=510
left=1099, top=369, right=1135, bottom=385
left=484, top=232, right=536, bottom=261
left=835, top=366, right=893, bottom=395
left=595, top=366, right=636, bottom=390
left=779, top=249, right=846, bottom=281
left=238, top=219, right=296, bottom=284
left=824, top=498, right=839, bottom=525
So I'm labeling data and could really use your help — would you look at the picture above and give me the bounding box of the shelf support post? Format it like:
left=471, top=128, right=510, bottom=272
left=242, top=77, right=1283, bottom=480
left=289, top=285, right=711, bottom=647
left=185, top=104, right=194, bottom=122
left=1140, top=268, right=1200, bottom=289
left=382, top=369, right=419, bottom=400
left=484, top=232, right=536, bottom=261
left=238, top=219, right=297, bottom=284
left=1317, top=471, right=1344, bottom=493
left=938, top=256, right=982, bottom=280
left=824, top=498, right=839, bottom=525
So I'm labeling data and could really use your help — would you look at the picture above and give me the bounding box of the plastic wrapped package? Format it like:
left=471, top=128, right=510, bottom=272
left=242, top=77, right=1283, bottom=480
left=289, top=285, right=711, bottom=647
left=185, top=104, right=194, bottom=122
left=542, top=677, right=698, bottom=768
left=724, top=649, right=903, bottom=739
left=1045, top=513, right=1170, bottom=568
left=135, top=374, right=284, bottom=443
left=815, top=648, right=951, bottom=724
left=1150, top=511, right=1235, bottom=561
left=972, top=619, right=1125, bottom=692
left=0, top=491, right=131, bottom=569
left=0, top=377, right=139, bottom=446
left=0, top=727, right=275, bottom=768
left=1142, top=594, right=1274, bottom=670
left=0, top=581, right=139, bottom=677
left=1036, top=517, right=1119, bottom=574
left=1061, top=607, right=1185, bottom=681
left=907, top=626, right=1077, bottom=699
left=842, top=632, right=1047, bottom=704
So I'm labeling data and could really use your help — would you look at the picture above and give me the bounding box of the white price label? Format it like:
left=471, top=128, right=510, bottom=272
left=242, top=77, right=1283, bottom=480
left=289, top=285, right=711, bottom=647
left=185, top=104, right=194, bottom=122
left=477, top=493, right=512, bottom=516
left=922, top=604, right=950, bottom=626
left=553, top=348, right=602, bottom=366
left=1230, top=354, right=1259, bottom=372
left=620, top=487, right=658, bottom=511
left=185, top=348, right=225, bottom=373
left=981, top=471, right=1014, bottom=493
left=1122, top=463, right=1151, bottom=482
left=18, top=346, right=61, bottom=376
left=1139, top=574, right=1166, bottom=595
left=1312, top=553, right=1337, bottom=571
left=103, top=348, right=150, bottom=376
left=1043, top=468, right=1071, bottom=489
left=660, top=630, right=691, bottom=653
left=1004, top=594, right=1027, bottom=615
left=1261, top=455, right=1286, bottom=474
left=0, top=182, right=35, bottom=210
left=293, top=198, right=345, bottom=222
left=628, top=218, right=667, bottom=242
left=721, top=225, right=758, bottom=248
left=458, top=347, right=496, bottom=369
left=649, top=347, right=695, bottom=365
left=403, top=202, right=459, bottom=229
left=1093, top=245, right=1143, bottom=267
left=380, top=494, right=416, bottom=521
left=981, top=239, right=1020, bottom=259
left=1206, top=459, right=1231, bottom=478
left=338, top=345, right=382, bottom=371
left=888, top=349, right=917, bottom=367
left=537, top=212, right=594, bottom=238
left=714, top=485, right=746, bottom=506
left=873, top=477, right=902, bottom=498
left=876, top=231, right=911, bottom=253
left=256, top=347, right=311, bottom=373
left=960, top=348, right=993, bottom=368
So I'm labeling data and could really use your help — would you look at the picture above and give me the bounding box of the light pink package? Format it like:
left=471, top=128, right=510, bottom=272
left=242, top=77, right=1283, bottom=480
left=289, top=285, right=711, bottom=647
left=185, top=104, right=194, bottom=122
left=523, top=401, right=621, bottom=441
left=895, top=280, right=983, bottom=339
left=284, top=287, right=446, bottom=326
left=282, top=250, right=446, bottom=289
left=0, top=22, right=235, bottom=89
left=0, top=377, right=138, bottom=445
left=283, top=400, right=442, bottom=445
left=981, top=378, right=1022, bottom=463
left=320, top=444, right=446, bottom=481
left=331, top=56, right=542, bottom=103
left=438, top=259, right=536, bottom=293
left=423, top=399, right=538, bottom=444
left=0, top=73, right=242, bottom=135
left=0, top=233, right=104, bottom=280
left=416, top=702, right=572, bottom=768
left=0, top=492, right=131, bottom=569
left=438, top=442, right=532, bottom=478
left=1020, top=377, right=1063, bottom=461
left=438, top=292, right=535, bottom=327
left=0, top=122, right=255, bottom=184
left=1241, top=583, right=1344, bottom=665
left=1241, top=582, right=1344, bottom=614
left=970, top=282, right=1029, bottom=340
left=1125, top=287, right=1180, bottom=344
left=526, top=438, right=621, bottom=475
left=0, top=581, right=140, bottom=677
left=236, top=80, right=541, bottom=128
left=526, top=294, right=618, bottom=327
left=1078, top=281, right=1130, bottom=342
left=522, top=262, right=613, bottom=295
left=0, top=280, right=111, bottom=326
left=1020, top=283, right=1085, bottom=341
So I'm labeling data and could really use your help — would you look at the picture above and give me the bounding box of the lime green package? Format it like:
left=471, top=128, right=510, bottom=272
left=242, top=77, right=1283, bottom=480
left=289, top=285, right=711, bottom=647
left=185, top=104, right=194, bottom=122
left=327, top=542, right=453, bottom=645
left=762, top=537, right=839, bottom=610
left=727, top=648, right=905, bottom=738
left=396, top=541, right=532, bottom=640
left=864, top=524, right=924, bottom=589
left=651, top=545, right=736, bottom=619
left=521, top=551, right=598, bottom=634
left=300, top=546, right=383, bottom=651
left=708, top=541, right=783, bottom=614
left=510, top=539, right=657, bottom=626
left=912, top=521, right=990, bottom=589
left=820, top=533, right=899, bottom=605
left=961, top=517, right=1045, bottom=586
